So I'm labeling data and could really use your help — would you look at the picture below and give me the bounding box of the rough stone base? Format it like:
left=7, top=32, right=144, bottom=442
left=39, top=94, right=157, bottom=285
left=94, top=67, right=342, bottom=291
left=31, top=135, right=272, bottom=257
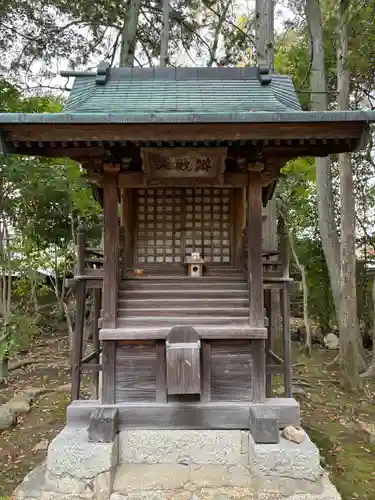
left=13, top=428, right=341, bottom=500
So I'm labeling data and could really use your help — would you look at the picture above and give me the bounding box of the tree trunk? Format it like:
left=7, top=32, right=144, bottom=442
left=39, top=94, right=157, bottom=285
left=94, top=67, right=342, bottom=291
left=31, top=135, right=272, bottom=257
left=360, top=278, right=375, bottom=377
left=287, top=226, right=312, bottom=356
left=255, top=0, right=274, bottom=67
left=207, top=0, right=231, bottom=67
left=120, top=0, right=142, bottom=67
left=160, top=0, right=169, bottom=67
left=0, top=356, right=8, bottom=384
left=337, top=0, right=366, bottom=387
left=305, top=0, right=342, bottom=317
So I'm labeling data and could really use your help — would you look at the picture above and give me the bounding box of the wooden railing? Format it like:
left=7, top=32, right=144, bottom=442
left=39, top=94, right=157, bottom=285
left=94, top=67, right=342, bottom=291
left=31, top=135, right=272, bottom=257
left=242, top=226, right=295, bottom=398
left=68, top=225, right=103, bottom=401
left=68, top=218, right=129, bottom=401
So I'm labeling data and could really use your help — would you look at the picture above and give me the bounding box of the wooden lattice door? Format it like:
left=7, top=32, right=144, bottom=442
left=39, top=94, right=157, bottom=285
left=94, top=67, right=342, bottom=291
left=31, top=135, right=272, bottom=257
left=136, top=188, right=183, bottom=264
left=136, top=188, right=231, bottom=265
left=184, top=188, right=231, bottom=264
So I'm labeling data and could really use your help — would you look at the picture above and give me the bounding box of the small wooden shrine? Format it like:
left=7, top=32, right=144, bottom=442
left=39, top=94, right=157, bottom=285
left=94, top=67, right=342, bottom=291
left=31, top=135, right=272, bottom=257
left=1, top=64, right=373, bottom=443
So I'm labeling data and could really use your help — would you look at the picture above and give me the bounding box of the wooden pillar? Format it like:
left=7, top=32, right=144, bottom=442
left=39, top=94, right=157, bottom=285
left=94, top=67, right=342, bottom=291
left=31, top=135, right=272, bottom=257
left=234, top=188, right=246, bottom=269
left=91, top=288, right=101, bottom=400
left=102, top=173, right=119, bottom=404
left=102, top=340, right=116, bottom=404
left=264, top=289, right=273, bottom=397
left=281, top=284, right=292, bottom=397
left=248, top=170, right=266, bottom=403
left=71, top=225, right=86, bottom=401
left=280, top=222, right=292, bottom=397
left=156, top=340, right=167, bottom=402
left=120, top=188, right=126, bottom=228
left=102, top=174, right=119, bottom=329
left=201, top=341, right=212, bottom=402
left=120, top=188, right=134, bottom=271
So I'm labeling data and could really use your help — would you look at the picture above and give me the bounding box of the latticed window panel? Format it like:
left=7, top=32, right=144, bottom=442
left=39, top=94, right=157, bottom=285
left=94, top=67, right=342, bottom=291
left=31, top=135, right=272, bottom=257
left=136, top=188, right=231, bottom=264
left=185, top=188, right=230, bottom=263
left=136, top=188, right=182, bottom=264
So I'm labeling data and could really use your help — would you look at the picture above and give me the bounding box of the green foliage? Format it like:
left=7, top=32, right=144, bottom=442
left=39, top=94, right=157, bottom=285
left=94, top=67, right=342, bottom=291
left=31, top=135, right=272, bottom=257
left=294, top=238, right=335, bottom=331
left=0, top=81, right=100, bottom=355
left=1, top=156, right=100, bottom=250
left=0, top=312, right=40, bottom=359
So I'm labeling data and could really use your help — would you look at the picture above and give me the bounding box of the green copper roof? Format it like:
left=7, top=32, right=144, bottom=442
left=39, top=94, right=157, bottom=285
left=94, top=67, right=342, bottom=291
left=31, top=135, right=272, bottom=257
left=0, top=66, right=374, bottom=126
left=62, top=67, right=302, bottom=115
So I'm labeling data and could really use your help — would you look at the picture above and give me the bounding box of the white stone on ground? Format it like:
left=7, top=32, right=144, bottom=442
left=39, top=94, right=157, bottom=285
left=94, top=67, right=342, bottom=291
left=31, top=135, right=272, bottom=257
left=323, top=333, right=340, bottom=350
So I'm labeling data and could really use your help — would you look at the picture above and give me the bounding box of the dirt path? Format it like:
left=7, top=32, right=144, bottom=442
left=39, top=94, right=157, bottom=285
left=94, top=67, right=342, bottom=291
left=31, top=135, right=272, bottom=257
left=0, top=332, right=76, bottom=495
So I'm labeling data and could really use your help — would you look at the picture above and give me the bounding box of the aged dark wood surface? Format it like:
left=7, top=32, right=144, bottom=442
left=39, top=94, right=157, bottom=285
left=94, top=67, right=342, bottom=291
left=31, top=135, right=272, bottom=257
left=166, top=326, right=201, bottom=395
left=120, top=188, right=134, bottom=270
left=281, top=284, right=293, bottom=398
left=211, top=341, right=252, bottom=402
left=76, top=226, right=86, bottom=275
left=100, top=325, right=267, bottom=340
left=156, top=340, right=167, bottom=402
left=105, top=275, right=267, bottom=340
left=247, top=171, right=266, bottom=404
left=264, top=289, right=273, bottom=398
left=102, top=174, right=119, bottom=329
left=247, top=172, right=264, bottom=326
left=201, top=340, right=212, bottom=402
left=91, top=288, right=101, bottom=399
left=252, top=340, right=266, bottom=403
left=5, top=121, right=364, bottom=143
left=115, top=343, right=157, bottom=402
left=102, top=341, right=116, bottom=404
left=71, top=279, right=86, bottom=401
left=67, top=400, right=301, bottom=429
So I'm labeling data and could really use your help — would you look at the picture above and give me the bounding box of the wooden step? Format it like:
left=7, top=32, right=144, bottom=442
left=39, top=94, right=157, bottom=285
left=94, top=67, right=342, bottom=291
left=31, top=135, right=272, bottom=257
left=116, top=307, right=249, bottom=318
left=100, top=324, right=267, bottom=340
left=118, top=289, right=248, bottom=300
left=115, top=316, right=249, bottom=327
left=119, top=281, right=248, bottom=291
left=121, top=274, right=244, bottom=280
left=117, top=297, right=249, bottom=308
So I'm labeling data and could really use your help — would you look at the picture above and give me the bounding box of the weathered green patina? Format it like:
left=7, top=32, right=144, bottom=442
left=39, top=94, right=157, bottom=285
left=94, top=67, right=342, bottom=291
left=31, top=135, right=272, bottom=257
left=0, top=66, right=374, bottom=125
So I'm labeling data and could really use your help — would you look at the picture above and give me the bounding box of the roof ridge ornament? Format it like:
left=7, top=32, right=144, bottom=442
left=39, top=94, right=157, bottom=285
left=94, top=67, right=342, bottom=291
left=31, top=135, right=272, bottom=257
left=258, top=66, right=272, bottom=86
left=96, top=61, right=111, bottom=85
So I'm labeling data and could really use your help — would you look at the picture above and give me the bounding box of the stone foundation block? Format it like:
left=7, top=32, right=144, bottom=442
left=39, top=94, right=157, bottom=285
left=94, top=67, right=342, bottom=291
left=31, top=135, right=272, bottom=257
left=113, top=463, right=190, bottom=492
left=46, top=426, right=118, bottom=480
left=13, top=427, right=340, bottom=500
left=43, top=470, right=92, bottom=495
left=40, top=493, right=94, bottom=500
left=89, top=408, right=119, bottom=443
left=13, top=464, right=46, bottom=500
left=249, top=432, right=323, bottom=481
left=119, top=430, right=248, bottom=465
left=187, top=464, right=231, bottom=489
left=249, top=406, right=280, bottom=444
left=95, top=471, right=114, bottom=500
left=109, top=480, right=340, bottom=500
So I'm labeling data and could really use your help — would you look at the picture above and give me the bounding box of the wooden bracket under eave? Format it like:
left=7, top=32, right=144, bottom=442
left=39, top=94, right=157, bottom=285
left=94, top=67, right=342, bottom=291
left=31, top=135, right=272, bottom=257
left=248, top=161, right=265, bottom=172
left=103, top=161, right=121, bottom=173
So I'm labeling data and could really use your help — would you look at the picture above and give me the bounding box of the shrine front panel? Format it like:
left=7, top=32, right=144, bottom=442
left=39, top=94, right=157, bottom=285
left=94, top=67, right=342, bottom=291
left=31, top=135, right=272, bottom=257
left=135, top=188, right=232, bottom=265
